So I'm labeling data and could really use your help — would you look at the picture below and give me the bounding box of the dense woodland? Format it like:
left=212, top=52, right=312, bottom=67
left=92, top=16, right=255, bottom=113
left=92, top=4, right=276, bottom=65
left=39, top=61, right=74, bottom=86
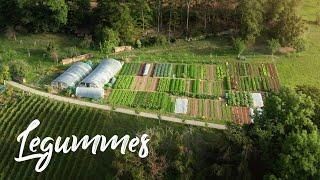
left=0, top=0, right=306, bottom=50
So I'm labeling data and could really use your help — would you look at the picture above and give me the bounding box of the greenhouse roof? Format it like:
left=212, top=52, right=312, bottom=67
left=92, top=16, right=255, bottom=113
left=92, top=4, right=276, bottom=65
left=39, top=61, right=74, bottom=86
left=80, top=59, right=122, bottom=88
left=52, top=62, right=92, bottom=87
left=75, top=87, right=104, bottom=99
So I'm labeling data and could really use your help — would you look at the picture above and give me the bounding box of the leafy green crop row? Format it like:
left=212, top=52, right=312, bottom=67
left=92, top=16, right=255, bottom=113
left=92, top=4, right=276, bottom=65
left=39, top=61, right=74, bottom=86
left=114, top=76, right=134, bottom=89
left=108, top=90, right=174, bottom=112
left=153, top=63, right=173, bottom=77
left=226, top=91, right=253, bottom=107
left=119, top=63, right=141, bottom=75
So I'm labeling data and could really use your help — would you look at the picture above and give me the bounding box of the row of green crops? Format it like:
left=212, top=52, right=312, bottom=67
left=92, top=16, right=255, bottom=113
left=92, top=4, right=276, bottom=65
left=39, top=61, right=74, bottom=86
left=190, top=80, right=200, bottom=94
left=132, top=91, right=173, bottom=111
left=153, top=63, right=173, bottom=77
left=114, top=76, right=134, bottom=89
left=216, top=65, right=226, bottom=80
left=107, top=89, right=137, bottom=106
left=119, top=63, right=141, bottom=75
left=239, top=77, right=270, bottom=92
left=260, top=64, right=270, bottom=77
left=225, top=76, right=232, bottom=90
left=156, top=78, right=221, bottom=99
left=169, top=79, right=186, bottom=95
left=108, top=90, right=174, bottom=112
left=226, top=91, right=253, bottom=107
left=174, top=64, right=205, bottom=79
left=157, top=78, right=171, bottom=92
left=187, top=65, right=205, bottom=79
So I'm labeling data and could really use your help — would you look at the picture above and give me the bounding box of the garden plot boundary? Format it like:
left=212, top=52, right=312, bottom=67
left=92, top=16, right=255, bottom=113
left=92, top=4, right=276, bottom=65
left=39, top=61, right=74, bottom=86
left=5, top=81, right=226, bottom=130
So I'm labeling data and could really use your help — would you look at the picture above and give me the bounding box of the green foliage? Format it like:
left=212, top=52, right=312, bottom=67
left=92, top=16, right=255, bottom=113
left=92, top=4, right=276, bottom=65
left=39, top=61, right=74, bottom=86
left=296, top=85, right=320, bottom=128
left=226, top=91, right=252, bottom=107
left=108, top=90, right=173, bottom=112
left=267, top=39, right=281, bottom=56
left=154, top=64, right=173, bottom=77
left=119, top=63, right=141, bottom=76
left=96, top=2, right=135, bottom=44
left=17, top=0, right=68, bottom=32
left=225, top=88, right=320, bottom=179
left=9, top=60, right=29, bottom=80
left=97, top=28, right=120, bottom=54
left=233, top=38, right=246, bottom=56
left=66, top=0, right=91, bottom=33
left=0, top=64, right=10, bottom=82
left=157, top=78, right=171, bottom=92
left=237, top=0, right=263, bottom=41
left=114, top=76, right=134, bottom=89
left=169, top=79, right=186, bottom=95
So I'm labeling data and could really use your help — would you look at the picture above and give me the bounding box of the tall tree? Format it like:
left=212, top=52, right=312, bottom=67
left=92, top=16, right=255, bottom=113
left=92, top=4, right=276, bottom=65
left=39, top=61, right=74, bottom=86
left=228, top=88, right=320, bottom=179
left=17, top=0, right=68, bottom=32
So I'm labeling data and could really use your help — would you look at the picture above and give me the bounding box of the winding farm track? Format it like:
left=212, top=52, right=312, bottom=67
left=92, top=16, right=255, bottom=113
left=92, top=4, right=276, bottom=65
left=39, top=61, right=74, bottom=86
left=5, top=81, right=226, bottom=130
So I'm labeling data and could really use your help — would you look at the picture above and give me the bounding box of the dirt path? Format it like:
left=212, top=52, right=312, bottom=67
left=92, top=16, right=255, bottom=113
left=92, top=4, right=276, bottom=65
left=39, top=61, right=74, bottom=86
left=6, top=81, right=226, bottom=130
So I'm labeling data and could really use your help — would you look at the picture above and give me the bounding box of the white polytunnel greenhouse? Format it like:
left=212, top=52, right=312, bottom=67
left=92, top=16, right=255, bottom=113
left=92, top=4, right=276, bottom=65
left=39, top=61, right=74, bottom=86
left=174, top=98, right=188, bottom=114
left=75, top=87, right=104, bottom=99
left=51, top=62, right=92, bottom=89
left=79, top=58, right=123, bottom=88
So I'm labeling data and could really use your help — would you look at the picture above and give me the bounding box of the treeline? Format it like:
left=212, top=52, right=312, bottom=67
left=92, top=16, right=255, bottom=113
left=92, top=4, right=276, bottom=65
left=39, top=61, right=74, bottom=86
left=0, top=0, right=305, bottom=50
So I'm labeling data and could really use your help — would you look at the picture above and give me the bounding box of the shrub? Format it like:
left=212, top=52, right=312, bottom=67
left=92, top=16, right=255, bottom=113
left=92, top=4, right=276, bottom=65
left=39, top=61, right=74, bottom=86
left=136, top=39, right=142, bottom=48
left=79, top=35, right=93, bottom=48
left=233, top=38, right=246, bottom=56
left=9, top=60, right=29, bottom=81
left=98, top=28, right=120, bottom=54
left=1, top=49, right=17, bottom=61
left=155, top=35, right=168, bottom=45
left=66, top=47, right=80, bottom=57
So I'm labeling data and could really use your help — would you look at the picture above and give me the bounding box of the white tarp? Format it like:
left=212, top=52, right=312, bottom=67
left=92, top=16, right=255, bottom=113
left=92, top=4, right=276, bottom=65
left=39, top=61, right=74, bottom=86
left=143, top=64, right=151, bottom=76
left=76, top=87, right=104, bottom=99
left=251, top=93, right=264, bottom=108
left=174, top=98, right=188, bottom=114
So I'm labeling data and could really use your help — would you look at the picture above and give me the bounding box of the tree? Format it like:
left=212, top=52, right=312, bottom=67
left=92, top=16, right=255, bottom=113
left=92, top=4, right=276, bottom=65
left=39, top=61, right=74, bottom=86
left=233, top=38, right=246, bottom=57
left=237, top=0, right=264, bottom=42
left=66, top=0, right=92, bottom=33
left=296, top=85, right=320, bottom=128
left=95, top=1, right=135, bottom=44
left=267, top=39, right=281, bottom=58
left=129, top=0, right=152, bottom=31
left=227, top=88, right=320, bottom=179
left=272, top=0, right=305, bottom=47
left=17, top=0, right=68, bottom=32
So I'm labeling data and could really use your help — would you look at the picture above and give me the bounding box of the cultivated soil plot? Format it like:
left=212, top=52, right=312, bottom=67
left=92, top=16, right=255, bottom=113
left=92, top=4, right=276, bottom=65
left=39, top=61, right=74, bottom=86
left=187, top=98, right=232, bottom=122
left=112, top=62, right=281, bottom=124
left=232, top=107, right=251, bottom=124
left=132, top=76, right=159, bottom=92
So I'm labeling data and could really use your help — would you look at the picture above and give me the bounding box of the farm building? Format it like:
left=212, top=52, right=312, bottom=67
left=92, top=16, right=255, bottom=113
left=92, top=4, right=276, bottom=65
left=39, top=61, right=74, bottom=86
left=75, top=87, right=104, bottom=99
left=80, top=59, right=123, bottom=88
left=51, top=62, right=92, bottom=89
left=174, top=98, right=188, bottom=114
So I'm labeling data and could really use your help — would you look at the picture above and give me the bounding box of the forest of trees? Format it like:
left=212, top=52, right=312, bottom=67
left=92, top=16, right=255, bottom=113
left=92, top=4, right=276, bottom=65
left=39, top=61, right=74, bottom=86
left=0, top=0, right=306, bottom=50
